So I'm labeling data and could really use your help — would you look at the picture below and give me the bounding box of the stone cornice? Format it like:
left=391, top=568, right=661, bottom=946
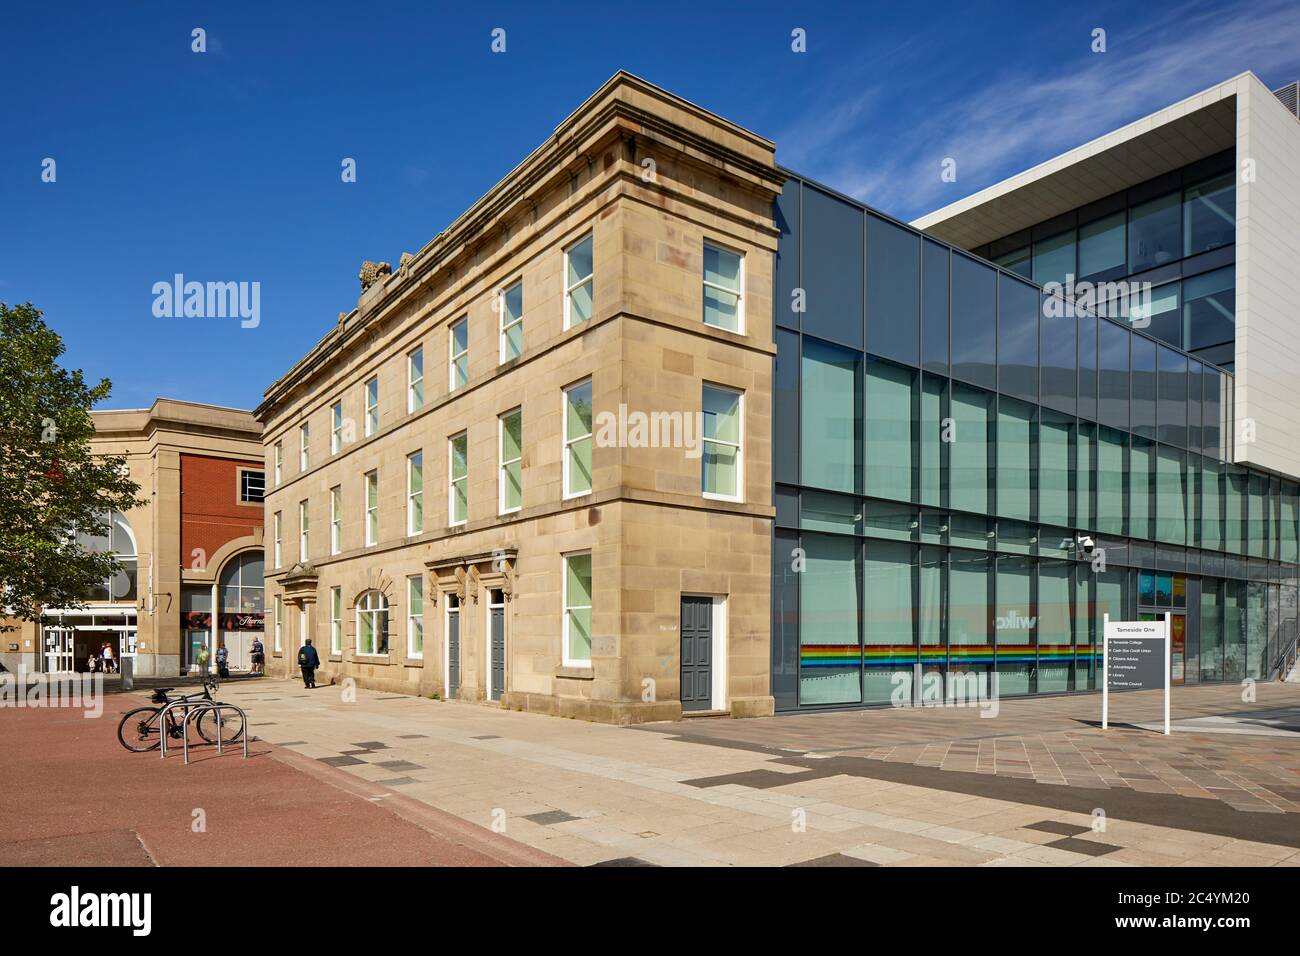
left=255, top=72, right=781, bottom=424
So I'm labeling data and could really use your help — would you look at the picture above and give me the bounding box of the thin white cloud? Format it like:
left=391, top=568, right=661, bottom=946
left=779, top=0, right=1300, bottom=221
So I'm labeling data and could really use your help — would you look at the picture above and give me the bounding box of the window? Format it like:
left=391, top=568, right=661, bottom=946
left=329, top=486, right=341, bottom=555
left=449, top=317, right=468, bottom=390
left=218, top=552, right=264, bottom=621
left=1184, top=173, right=1234, bottom=256
left=864, top=362, right=913, bottom=502
left=702, top=242, right=743, bottom=332
left=563, top=552, right=592, bottom=665
left=273, top=442, right=282, bottom=486
left=950, top=253, right=997, bottom=389
left=1184, top=267, right=1234, bottom=353
left=272, top=511, right=282, bottom=567
left=74, top=509, right=138, bottom=602
left=239, top=469, right=265, bottom=503
left=449, top=432, right=468, bottom=526
left=700, top=384, right=742, bottom=501
left=1131, top=282, right=1181, bottom=349
left=298, top=500, right=309, bottom=559
left=563, top=380, right=592, bottom=498
left=330, top=587, right=342, bottom=655
left=274, top=594, right=283, bottom=652
left=408, top=347, right=424, bottom=412
left=1078, top=211, right=1126, bottom=278
left=998, top=275, right=1039, bottom=403
left=407, top=576, right=424, bottom=658
left=365, top=470, right=378, bottom=545
left=499, top=408, right=522, bottom=514
left=1032, top=229, right=1076, bottom=288
left=500, top=280, right=523, bottom=362
left=801, top=337, right=860, bottom=493
left=364, top=377, right=379, bottom=437
left=331, top=402, right=343, bottom=454
left=564, top=234, right=594, bottom=328
left=356, top=590, right=388, bottom=656
left=865, top=215, right=920, bottom=365
left=1129, top=191, right=1181, bottom=272
left=299, top=422, right=310, bottom=471
left=406, top=451, right=424, bottom=535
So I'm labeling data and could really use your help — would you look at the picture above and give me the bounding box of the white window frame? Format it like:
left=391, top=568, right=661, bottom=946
left=298, top=499, right=310, bottom=560
left=274, top=594, right=283, bottom=652
left=499, top=408, right=522, bottom=515
left=331, top=401, right=343, bottom=454
left=702, top=240, right=745, bottom=334
left=406, top=575, right=424, bottom=659
left=498, top=279, right=524, bottom=363
left=364, top=377, right=379, bottom=437
left=273, top=441, right=282, bottom=486
left=563, top=233, right=594, bottom=330
left=562, top=378, right=593, bottom=500
left=330, top=586, right=342, bottom=655
left=562, top=550, right=593, bottom=668
left=408, top=346, right=424, bottom=413
left=329, top=486, right=341, bottom=555
left=406, top=451, right=424, bottom=536
left=449, top=317, right=468, bottom=391
left=299, top=422, right=310, bottom=471
left=364, top=470, right=378, bottom=546
left=272, top=511, right=282, bottom=567
left=355, top=590, right=388, bottom=657
left=701, top=384, right=744, bottom=504
left=448, top=432, right=468, bottom=528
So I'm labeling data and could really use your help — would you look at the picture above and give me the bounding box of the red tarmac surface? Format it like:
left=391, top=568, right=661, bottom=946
left=0, top=689, right=564, bottom=867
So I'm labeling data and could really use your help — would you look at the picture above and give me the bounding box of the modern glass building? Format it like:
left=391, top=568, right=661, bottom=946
left=770, top=170, right=1300, bottom=712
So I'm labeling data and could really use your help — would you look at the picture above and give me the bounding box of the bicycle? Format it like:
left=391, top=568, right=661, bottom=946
left=116, top=678, right=246, bottom=752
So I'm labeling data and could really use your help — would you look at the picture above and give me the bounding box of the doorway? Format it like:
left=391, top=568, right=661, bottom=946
left=487, top=589, right=505, bottom=701
left=681, top=595, right=726, bottom=712
left=445, top=594, right=460, bottom=699
left=43, top=627, right=74, bottom=673
left=1139, top=610, right=1186, bottom=686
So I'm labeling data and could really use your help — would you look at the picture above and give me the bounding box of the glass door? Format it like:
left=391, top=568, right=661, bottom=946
left=43, top=626, right=74, bottom=673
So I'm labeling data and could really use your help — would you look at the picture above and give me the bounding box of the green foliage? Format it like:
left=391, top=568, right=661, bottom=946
left=0, top=303, right=142, bottom=626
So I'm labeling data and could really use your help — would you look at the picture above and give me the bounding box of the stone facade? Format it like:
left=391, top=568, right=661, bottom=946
left=256, top=72, right=782, bottom=723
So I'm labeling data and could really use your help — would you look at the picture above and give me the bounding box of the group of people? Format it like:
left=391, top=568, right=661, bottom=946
left=193, top=637, right=266, bottom=678
left=85, top=642, right=117, bottom=673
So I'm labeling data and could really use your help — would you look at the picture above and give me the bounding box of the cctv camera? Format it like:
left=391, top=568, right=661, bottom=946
left=1077, top=535, right=1095, bottom=553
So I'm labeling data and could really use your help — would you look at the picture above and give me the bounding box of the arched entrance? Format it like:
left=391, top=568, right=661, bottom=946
left=216, top=551, right=265, bottom=671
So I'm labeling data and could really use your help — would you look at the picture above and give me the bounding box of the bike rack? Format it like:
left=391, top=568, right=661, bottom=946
left=157, top=698, right=250, bottom=764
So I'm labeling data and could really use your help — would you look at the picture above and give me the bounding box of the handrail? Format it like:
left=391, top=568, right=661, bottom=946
left=157, top=697, right=205, bottom=760
left=1271, top=629, right=1299, bottom=682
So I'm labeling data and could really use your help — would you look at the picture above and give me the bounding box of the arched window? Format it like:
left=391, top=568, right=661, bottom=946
left=356, top=591, right=389, bottom=656
left=219, top=552, right=265, bottom=616
left=75, top=510, right=137, bottom=602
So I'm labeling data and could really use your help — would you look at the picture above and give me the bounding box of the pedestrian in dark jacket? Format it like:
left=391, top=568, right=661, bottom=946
left=298, top=639, right=320, bottom=689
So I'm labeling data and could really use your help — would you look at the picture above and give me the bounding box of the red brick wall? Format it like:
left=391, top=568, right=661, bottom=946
left=180, top=454, right=263, bottom=570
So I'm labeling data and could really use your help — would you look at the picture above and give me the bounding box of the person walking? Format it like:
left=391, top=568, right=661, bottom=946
left=216, top=644, right=230, bottom=679
left=196, top=644, right=211, bottom=680
left=101, top=641, right=115, bottom=674
left=297, top=638, right=320, bottom=689
left=250, top=636, right=265, bottom=676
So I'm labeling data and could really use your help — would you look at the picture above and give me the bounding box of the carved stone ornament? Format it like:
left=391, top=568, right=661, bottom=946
left=398, top=252, right=415, bottom=275
left=358, top=260, right=393, bottom=290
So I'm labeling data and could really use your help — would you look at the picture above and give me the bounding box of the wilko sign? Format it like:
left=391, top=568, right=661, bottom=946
left=1102, top=614, right=1170, bottom=735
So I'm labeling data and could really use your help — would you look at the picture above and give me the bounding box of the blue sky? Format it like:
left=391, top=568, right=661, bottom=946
left=2, top=0, right=1297, bottom=411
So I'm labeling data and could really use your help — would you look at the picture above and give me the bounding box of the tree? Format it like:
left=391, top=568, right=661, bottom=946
left=0, top=303, right=141, bottom=628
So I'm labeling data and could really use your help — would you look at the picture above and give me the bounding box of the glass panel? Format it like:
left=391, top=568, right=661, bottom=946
left=1157, top=346, right=1188, bottom=448
left=801, top=189, right=863, bottom=347
left=1156, top=446, right=1187, bottom=545
left=921, top=240, right=950, bottom=375
left=1184, top=267, right=1234, bottom=352
left=1038, top=559, right=1072, bottom=692
left=566, top=553, right=592, bottom=662
left=567, top=235, right=594, bottom=286
left=1130, top=437, right=1153, bottom=540
left=1184, top=173, right=1234, bottom=256
left=951, top=254, right=997, bottom=389
left=949, top=384, right=991, bottom=515
left=948, top=550, right=991, bottom=697
left=1032, top=229, right=1076, bottom=288
left=863, top=540, right=914, bottom=703
left=801, top=337, right=860, bottom=493
left=920, top=376, right=946, bottom=508
left=1078, top=211, right=1126, bottom=278
left=1130, top=335, right=1157, bottom=440
left=1078, top=313, right=1098, bottom=421
left=1246, top=580, right=1267, bottom=679
left=800, top=491, right=860, bottom=535
left=994, top=555, right=1033, bottom=696
left=1039, top=415, right=1071, bottom=528
left=1224, top=579, right=1246, bottom=681
left=864, top=360, right=914, bottom=502
left=1130, top=283, right=1181, bottom=349
left=1077, top=423, right=1095, bottom=531
left=1097, top=319, right=1129, bottom=432
left=1201, top=460, right=1222, bottom=551
left=996, top=397, right=1033, bottom=521
left=799, top=534, right=861, bottom=705
left=865, top=214, right=920, bottom=366
left=774, top=329, right=800, bottom=486
left=998, top=275, right=1039, bottom=403
left=1096, top=426, right=1126, bottom=536
left=1129, top=191, right=1181, bottom=272
left=1039, top=293, right=1075, bottom=415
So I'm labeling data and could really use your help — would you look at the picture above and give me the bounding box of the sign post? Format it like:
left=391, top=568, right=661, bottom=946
left=1102, top=613, right=1170, bottom=735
